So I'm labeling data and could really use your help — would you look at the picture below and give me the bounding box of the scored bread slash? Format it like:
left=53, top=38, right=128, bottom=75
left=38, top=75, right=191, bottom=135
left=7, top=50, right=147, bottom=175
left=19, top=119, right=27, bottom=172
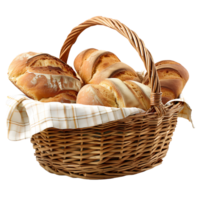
left=26, top=53, right=77, bottom=77
left=89, top=62, right=141, bottom=84
left=74, top=48, right=141, bottom=85
left=100, top=78, right=151, bottom=110
left=77, top=50, right=120, bottom=84
left=74, top=48, right=98, bottom=75
left=8, top=52, right=81, bottom=103
left=75, top=72, right=84, bottom=86
left=77, top=78, right=151, bottom=111
left=124, top=80, right=151, bottom=111
left=76, top=84, right=118, bottom=107
left=143, top=60, right=189, bottom=104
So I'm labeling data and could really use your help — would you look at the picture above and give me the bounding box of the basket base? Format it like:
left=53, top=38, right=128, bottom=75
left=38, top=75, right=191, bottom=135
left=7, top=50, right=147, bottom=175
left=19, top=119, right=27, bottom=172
left=30, top=137, right=169, bottom=180
left=42, top=165, right=141, bottom=180
left=37, top=159, right=163, bottom=180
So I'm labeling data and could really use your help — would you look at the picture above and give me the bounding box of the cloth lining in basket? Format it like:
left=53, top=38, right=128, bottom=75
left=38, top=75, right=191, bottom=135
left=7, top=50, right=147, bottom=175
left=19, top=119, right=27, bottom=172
left=6, top=94, right=192, bottom=141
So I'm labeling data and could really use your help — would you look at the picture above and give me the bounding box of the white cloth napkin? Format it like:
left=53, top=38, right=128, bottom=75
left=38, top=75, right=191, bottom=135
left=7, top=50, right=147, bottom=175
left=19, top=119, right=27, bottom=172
left=166, top=95, right=194, bottom=127
left=6, top=94, right=193, bottom=141
left=6, top=94, right=145, bottom=141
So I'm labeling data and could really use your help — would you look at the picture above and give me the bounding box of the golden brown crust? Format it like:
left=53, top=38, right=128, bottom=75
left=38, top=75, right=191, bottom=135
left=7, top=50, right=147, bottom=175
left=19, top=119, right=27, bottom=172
left=124, top=80, right=150, bottom=110
left=156, top=68, right=182, bottom=80
left=161, top=87, right=176, bottom=104
left=27, top=53, right=77, bottom=78
left=40, top=91, right=77, bottom=103
left=74, top=48, right=97, bottom=75
left=155, top=60, right=181, bottom=66
left=89, top=62, right=140, bottom=84
left=16, top=72, right=80, bottom=100
left=156, top=63, right=189, bottom=84
left=77, top=78, right=151, bottom=109
left=142, top=80, right=181, bottom=105
left=76, top=84, right=117, bottom=107
left=91, top=52, right=120, bottom=75
left=8, top=52, right=81, bottom=102
left=143, top=66, right=187, bottom=86
left=8, top=52, right=39, bottom=80
left=143, top=60, right=189, bottom=85
left=112, top=71, right=140, bottom=82
left=143, top=60, right=189, bottom=104
left=99, top=79, right=121, bottom=106
left=80, top=50, right=120, bottom=83
left=28, top=66, right=71, bottom=76
left=100, top=78, right=150, bottom=109
left=160, top=79, right=183, bottom=98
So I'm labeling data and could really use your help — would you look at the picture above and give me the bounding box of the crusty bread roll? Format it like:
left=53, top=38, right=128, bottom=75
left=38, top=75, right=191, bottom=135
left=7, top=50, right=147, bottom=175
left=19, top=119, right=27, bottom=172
left=143, top=60, right=189, bottom=104
left=74, top=49, right=140, bottom=84
left=74, top=49, right=120, bottom=84
left=8, top=52, right=82, bottom=103
left=77, top=78, right=151, bottom=110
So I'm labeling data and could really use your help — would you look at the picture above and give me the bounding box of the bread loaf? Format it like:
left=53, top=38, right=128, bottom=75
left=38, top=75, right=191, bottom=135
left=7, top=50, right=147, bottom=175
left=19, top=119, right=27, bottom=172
left=8, top=52, right=82, bottom=103
left=143, top=60, right=189, bottom=104
left=77, top=78, right=151, bottom=110
left=74, top=49, right=140, bottom=84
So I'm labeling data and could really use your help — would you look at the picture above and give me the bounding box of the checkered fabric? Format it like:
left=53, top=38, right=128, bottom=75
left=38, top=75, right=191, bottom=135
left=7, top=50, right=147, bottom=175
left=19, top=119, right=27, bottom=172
left=6, top=94, right=193, bottom=141
left=6, top=94, right=145, bottom=141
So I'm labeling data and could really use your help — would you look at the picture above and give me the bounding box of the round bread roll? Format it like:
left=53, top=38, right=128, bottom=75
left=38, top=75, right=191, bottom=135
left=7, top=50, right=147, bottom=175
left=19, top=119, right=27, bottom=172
left=8, top=52, right=82, bottom=103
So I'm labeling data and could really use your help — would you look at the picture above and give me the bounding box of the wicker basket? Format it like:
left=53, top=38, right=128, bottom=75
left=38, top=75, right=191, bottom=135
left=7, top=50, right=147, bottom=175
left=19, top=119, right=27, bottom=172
left=31, top=16, right=184, bottom=179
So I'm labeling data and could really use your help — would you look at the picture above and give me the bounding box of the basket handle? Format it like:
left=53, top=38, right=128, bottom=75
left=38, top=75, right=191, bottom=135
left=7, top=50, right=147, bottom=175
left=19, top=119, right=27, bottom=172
left=59, top=16, right=165, bottom=115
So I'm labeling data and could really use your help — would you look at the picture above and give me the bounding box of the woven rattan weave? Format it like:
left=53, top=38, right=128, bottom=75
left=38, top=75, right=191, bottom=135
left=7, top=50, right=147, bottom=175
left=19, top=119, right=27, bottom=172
left=31, top=16, right=184, bottom=179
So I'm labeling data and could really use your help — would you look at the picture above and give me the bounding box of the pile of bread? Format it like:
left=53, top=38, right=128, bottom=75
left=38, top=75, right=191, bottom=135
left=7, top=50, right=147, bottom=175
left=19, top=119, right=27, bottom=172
left=8, top=49, right=189, bottom=111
